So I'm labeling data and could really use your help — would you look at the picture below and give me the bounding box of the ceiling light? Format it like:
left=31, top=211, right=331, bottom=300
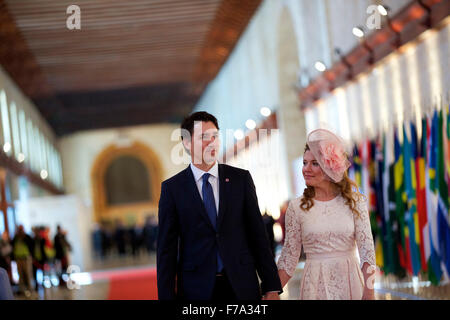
left=234, top=129, right=244, bottom=140
left=352, top=26, right=365, bottom=38
left=18, top=153, right=25, bottom=163
left=245, top=119, right=256, bottom=130
left=377, top=5, right=388, bottom=16
left=260, top=107, right=271, bottom=117
left=314, top=61, right=326, bottom=72
left=3, top=142, right=11, bottom=153
left=40, top=170, right=48, bottom=180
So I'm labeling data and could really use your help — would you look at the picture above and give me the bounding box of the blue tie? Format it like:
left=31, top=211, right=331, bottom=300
left=202, top=173, right=224, bottom=272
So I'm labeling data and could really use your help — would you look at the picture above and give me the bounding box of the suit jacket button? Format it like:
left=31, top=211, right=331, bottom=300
left=216, top=233, right=219, bottom=238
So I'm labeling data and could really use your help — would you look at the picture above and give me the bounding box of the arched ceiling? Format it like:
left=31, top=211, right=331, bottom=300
left=0, top=0, right=262, bottom=135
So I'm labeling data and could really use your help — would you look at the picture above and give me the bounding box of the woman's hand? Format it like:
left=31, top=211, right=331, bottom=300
left=361, top=262, right=376, bottom=300
left=278, top=269, right=291, bottom=288
left=261, top=269, right=291, bottom=300
left=362, top=288, right=375, bottom=300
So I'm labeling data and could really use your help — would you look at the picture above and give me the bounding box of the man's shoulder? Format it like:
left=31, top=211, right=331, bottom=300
left=219, top=163, right=248, bottom=177
left=162, top=166, right=190, bottom=187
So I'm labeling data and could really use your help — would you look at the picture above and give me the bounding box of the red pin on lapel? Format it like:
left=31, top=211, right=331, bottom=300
left=225, top=178, right=230, bottom=182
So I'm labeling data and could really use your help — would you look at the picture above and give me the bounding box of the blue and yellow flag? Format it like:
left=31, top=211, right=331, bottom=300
left=403, top=122, right=422, bottom=276
left=384, top=129, right=406, bottom=278
left=394, top=127, right=410, bottom=274
left=436, top=109, right=450, bottom=277
left=426, top=110, right=443, bottom=284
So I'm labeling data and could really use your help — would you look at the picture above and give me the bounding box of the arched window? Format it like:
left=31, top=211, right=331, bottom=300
left=104, top=155, right=151, bottom=205
left=0, top=90, right=12, bottom=156
left=18, top=109, right=28, bottom=163
left=10, top=102, right=21, bottom=160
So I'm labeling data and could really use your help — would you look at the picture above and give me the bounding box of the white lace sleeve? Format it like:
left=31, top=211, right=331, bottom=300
left=277, top=200, right=302, bottom=277
left=354, top=197, right=376, bottom=269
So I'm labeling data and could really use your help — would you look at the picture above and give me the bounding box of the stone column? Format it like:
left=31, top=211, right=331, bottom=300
left=276, top=8, right=307, bottom=199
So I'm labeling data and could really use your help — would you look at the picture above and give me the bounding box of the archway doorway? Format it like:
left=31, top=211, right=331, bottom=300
left=91, top=141, right=163, bottom=225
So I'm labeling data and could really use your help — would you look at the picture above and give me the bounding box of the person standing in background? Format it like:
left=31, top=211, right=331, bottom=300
left=278, top=201, right=289, bottom=246
left=114, top=219, right=127, bottom=257
left=262, top=211, right=276, bottom=258
left=102, top=222, right=113, bottom=259
left=54, top=225, right=72, bottom=286
left=142, top=216, right=153, bottom=254
left=150, top=216, right=158, bottom=253
left=12, top=225, right=34, bottom=296
left=92, top=223, right=104, bottom=259
left=128, top=222, right=140, bottom=258
left=31, top=227, right=47, bottom=290
left=143, top=215, right=158, bottom=254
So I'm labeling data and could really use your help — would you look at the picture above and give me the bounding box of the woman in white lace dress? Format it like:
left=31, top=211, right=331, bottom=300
left=276, top=129, right=376, bottom=300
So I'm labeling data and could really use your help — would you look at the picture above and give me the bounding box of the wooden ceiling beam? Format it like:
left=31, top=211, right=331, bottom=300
left=31, top=43, right=203, bottom=58
left=0, top=0, right=55, bottom=101
left=25, top=27, right=210, bottom=48
left=11, top=0, right=220, bottom=15
left=194, top=0, right=263, bottom=84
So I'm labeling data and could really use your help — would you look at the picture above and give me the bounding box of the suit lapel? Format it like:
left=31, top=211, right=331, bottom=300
left=217, top=164, right=229, bottom=230
left=183, top=166, right=215, bottom=230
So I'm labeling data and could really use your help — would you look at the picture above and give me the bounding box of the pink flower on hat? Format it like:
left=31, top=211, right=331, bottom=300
left=306, top=128, right=351, bottom=182
left=320, top=141, right=347, bottom=172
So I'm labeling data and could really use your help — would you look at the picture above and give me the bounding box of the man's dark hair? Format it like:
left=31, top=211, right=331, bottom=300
left=180, top=111, right=219, bottom=141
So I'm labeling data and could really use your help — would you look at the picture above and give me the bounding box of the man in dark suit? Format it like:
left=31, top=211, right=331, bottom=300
left=157, top=111, right=282, bottom=301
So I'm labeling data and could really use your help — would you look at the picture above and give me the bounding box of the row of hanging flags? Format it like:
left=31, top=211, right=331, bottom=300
left=349, top=104, right=450, bottom=285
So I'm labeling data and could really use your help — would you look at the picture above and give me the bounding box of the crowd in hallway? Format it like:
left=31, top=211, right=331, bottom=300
left=0, top=224, right=72, bottom=298
left=90, top=210, right=278, bottom=263
left=91, top=215, right=159, bottom=260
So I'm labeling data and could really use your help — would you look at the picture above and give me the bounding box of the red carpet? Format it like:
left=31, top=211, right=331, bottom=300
left=92, top=267, right=158, bottom=300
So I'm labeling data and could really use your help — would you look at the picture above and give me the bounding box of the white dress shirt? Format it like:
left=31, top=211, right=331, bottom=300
left=190, top=161, right=219, bottom=214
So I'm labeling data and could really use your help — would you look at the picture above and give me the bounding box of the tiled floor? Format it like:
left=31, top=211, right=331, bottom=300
left=13, top=253, right=156, bottom=300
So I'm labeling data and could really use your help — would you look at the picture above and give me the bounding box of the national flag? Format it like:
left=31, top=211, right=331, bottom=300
left=370, top=138, right=385, bottom=270
left=416, top=117, right=429, bottom=273
left=361, top=141, right=371, bottom=197
left=436, top=108, right=450, bottom=278
left=426, top=110, right=443, bottom=284
left=405, top=121, right=422, bottom=275
left=382, top=128, right=404, bottom=277
left=446, top=104, right=450, bottom=203
left=352, top=145, right=362, bottom=188
left=394, top=127, right=411, bottom=274
left=402, top=123, right=422, bottom=275
left=386, top=128, right=406, bottom=277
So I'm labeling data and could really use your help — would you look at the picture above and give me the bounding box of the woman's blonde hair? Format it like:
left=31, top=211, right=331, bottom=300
left=300, top=144, right=364, bottom=217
